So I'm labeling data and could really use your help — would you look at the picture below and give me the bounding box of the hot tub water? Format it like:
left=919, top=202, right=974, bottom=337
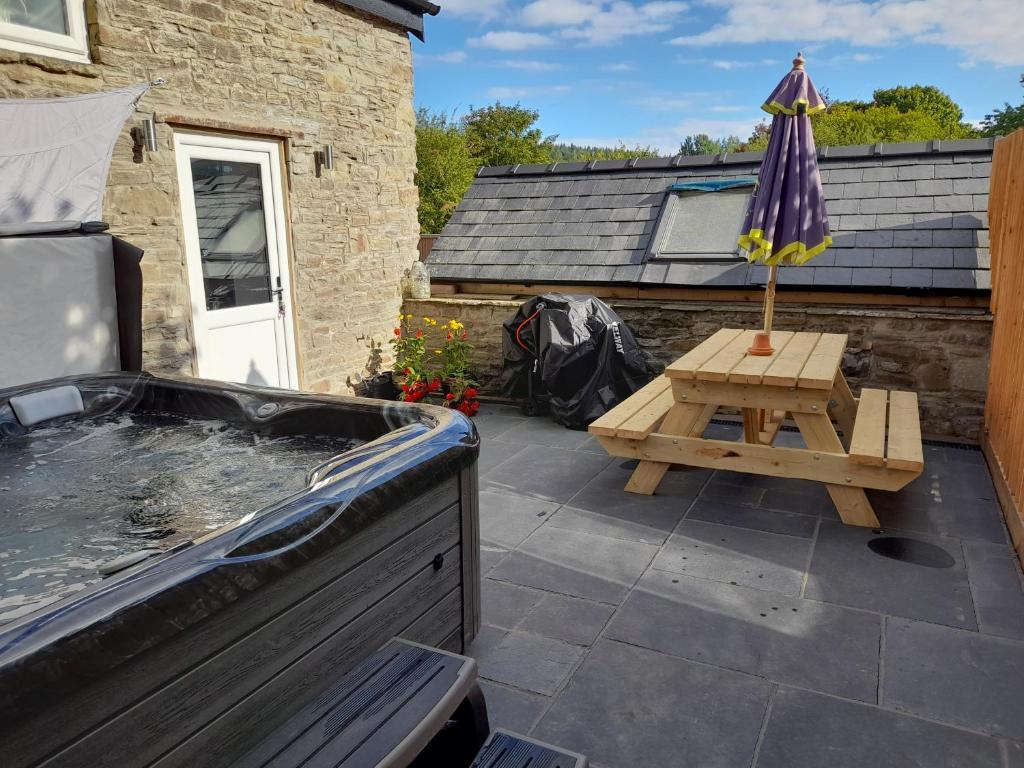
left=0, top=410, right=362, bottom=625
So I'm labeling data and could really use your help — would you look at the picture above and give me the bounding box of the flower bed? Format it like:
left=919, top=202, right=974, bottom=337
left=392, top=314, right=479, bottom=416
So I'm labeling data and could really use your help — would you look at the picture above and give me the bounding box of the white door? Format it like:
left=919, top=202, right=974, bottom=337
left=174, top=133, right=298, bottom=388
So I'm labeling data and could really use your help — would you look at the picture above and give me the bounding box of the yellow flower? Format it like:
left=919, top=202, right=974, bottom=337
left=434, top=349, right=442, bottom=354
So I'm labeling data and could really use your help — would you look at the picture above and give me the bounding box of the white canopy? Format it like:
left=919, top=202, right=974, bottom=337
left=0, top=84, right=149, bottom=224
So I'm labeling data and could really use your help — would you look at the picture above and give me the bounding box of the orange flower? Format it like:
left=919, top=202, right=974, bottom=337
left=393, top=327, right=401, bottom=336
left=416, top=330, right=424, bottom=338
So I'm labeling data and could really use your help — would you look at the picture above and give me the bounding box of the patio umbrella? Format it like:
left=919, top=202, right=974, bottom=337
left=739, top=53, right=830, bottom=355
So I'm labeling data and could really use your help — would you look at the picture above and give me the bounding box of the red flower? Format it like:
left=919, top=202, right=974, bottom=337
left=464, top=387, right=477, bottom=399
left=401, top=383, right=410, bottom=393
left=430, top=378, right=441, bottom=391
left=446, top=392, right=454, bottom=400
left=416, top=330, right=424, bottom=338
left=461, top=332, right=468, bottom=340
left=393, top=328, right=401, bottom=336
left=403, top=367, right=411, bottom=375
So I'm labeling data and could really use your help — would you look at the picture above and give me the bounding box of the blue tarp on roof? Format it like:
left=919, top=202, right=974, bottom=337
left=669, top=178, right=756, bottom=193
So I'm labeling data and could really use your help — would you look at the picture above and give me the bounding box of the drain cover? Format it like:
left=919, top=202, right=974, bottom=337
left=868, top=536, right=956, bottom=568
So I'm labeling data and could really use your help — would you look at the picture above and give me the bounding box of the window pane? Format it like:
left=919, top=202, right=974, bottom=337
left=190, top=159, right=273, bottom=311
left=1, top=0, right=70, bottom=34
left=659, top=190, right=750, bottom=257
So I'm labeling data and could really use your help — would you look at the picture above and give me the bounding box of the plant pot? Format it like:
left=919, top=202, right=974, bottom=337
left=365, top=372, right=399, bottom=400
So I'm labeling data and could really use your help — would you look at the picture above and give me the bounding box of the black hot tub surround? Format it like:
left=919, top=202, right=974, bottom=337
left=0, top=372, right=480, bottom=768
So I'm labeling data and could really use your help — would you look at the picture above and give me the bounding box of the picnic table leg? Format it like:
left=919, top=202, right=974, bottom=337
left=742, top=409, right=760, bottom=444
left=829, top=372, right=858, bottom=450
left=792, top=411, right=881, bottom=528
left=625, top=402, right=716, bottom=495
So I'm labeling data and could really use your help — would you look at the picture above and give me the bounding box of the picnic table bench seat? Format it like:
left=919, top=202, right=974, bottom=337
left=589, top=329, right=925, bottom=527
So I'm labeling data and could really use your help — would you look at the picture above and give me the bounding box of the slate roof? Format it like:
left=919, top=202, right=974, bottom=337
left=427, top=138, right=995, bottom=292
left=332, top=0, right=439, bottom=40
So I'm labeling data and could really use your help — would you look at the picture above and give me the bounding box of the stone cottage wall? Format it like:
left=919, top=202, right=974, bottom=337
left=0, top=0, right=420, bottom=392
left=405, top=296, right=992, bottom=439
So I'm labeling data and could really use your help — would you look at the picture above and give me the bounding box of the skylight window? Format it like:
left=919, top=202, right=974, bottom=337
left=0, top=0, right=90, bottom=63
left=649, top=179, right=755, bottom=261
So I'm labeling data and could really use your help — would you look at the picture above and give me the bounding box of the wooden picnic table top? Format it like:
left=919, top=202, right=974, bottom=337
left=665, top=328, right=848, bottom=390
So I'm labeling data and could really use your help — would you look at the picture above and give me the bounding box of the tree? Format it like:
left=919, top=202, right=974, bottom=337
left=872, top=85, right=967, bottom=133
left=981, top=75, right=1024, bottom=136
left=550, top=142, right=659, bottom=161
left=415, top=109, right=479, bottom=234
left=741, top=84, right=978, bottom=151
left=462, top=103, right=557, bottom=167
left=678, top=134, right=744, bottom=156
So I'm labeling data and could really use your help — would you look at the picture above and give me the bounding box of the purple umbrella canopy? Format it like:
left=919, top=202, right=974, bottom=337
left=738, top=54, right=830, bottom=265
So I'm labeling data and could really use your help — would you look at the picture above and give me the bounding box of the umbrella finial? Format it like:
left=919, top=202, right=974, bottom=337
left=793, top=52, right=805, bottom=70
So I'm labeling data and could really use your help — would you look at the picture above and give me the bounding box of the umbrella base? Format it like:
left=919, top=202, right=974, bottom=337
left=748, top=332, right=775, bottom=356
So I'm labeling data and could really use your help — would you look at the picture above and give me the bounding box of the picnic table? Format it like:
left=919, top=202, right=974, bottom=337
left=589, top=328, right=924, bottom=527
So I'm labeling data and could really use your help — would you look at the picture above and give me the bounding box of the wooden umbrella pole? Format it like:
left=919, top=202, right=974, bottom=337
left=763, top=264, right=779, bottom=333
left=748, top=264, right=779, bottom=356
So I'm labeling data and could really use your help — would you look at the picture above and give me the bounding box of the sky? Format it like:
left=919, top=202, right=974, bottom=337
left=411, top=0, right=1024, bottom=155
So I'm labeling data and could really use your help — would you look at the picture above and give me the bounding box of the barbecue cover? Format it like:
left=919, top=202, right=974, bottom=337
left=499, top=294, right=649, bottom=429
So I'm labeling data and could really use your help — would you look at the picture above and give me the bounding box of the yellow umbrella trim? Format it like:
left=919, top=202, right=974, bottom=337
left=738, top=229, right=832, bottom=266
left=762, top=98, right=826, bottom=116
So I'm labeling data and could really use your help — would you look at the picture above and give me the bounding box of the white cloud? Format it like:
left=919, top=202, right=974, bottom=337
left=468, top=31, right=553, bottom=51
left=670, top=0, right=1024, bottom=67
left=602, top=62, right=635, bottom=71
left=486, top=84, right=572, bottom=100
left=435, top=51, right=468, bottom=63
left=516, top=1, right=687, bottom=45
left=522, top=0, right=599, bottom=27
left=710, top=104, right=747, bottom=112
left=439, top=0, right=510, bottom=22
left=500, top=59, right=561, bottom=71
left=633, top=95, right=695, bottom=111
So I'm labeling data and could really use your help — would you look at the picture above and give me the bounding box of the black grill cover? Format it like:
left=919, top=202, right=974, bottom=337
left=499, top=294, right=649, bottom=429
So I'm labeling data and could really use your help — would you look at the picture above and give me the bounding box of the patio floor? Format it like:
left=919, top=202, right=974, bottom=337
left=467, top=403, right=1024, bottom=768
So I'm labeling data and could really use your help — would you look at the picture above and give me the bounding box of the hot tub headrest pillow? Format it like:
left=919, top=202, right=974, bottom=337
left=10, top=386, right=85, bottom=427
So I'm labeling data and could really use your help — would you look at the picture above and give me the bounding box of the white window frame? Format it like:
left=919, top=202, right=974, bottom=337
left=0, top=0, right=90, bottom=63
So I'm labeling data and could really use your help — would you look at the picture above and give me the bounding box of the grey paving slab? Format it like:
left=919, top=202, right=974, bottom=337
left=497, top=418, right=595, bottom=450
left=473, top=407, right=527, bottom=439
left=550, top=463, right=706, bottom=544
left=654, top=520, right=813, bottom=596
left=756, top=687, right=1008, bottom=768
left=806, top=522, right=977, bottom=629
left=534, top=638, right=771, bottom=768
left=478, top=681, right=549, bottom=734
left=884, top=618, right=1024, bottom=740
left=478, top=490, right=559, bottom=549
left=481, top=445, right=611, bottom=503
left=964, top=541, right=1024, bottom=640
left=608, top=569, right=880, bottom=701
left=869, top=488, right=1008, bottom=544
left=475, top=630, right=585, bottom=695
left=517, top=592, right=615, bottom=647
left=477, top=439, right=527, bottom=476
left=480, top=542, right=510, bottom=576
left=481, top=578, right=546, bottom=630
left=686, top=498, right=819, bottom=538
left=466, top=624, right=509, bottom=662
left=489, top=526, right=659, bottom=604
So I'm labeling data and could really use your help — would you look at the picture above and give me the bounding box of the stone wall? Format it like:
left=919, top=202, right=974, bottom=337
left=0, top=0, right=420, bottom=392
left=405, top=295, right=993, bottom=439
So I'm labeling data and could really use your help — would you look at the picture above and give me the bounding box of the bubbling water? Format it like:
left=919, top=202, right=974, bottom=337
left=0, top=410, right=362, bottom=626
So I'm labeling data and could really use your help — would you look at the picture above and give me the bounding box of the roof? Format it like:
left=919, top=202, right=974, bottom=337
left=332, top=0, right=439, bottom=40
left=427, top=138, right=995, bottom=292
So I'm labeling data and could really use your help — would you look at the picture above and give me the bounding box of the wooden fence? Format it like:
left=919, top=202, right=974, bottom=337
left=983, top=128, right=1024, bottom=564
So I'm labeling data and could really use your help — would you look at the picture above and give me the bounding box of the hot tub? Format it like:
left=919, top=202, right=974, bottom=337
left=0, top=372, right=480, bottom=768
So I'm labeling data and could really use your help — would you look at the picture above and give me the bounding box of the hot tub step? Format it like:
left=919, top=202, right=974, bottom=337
left=470, top=729, right=589, bottom=768
left=239, top=638, right=486, bottom=767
